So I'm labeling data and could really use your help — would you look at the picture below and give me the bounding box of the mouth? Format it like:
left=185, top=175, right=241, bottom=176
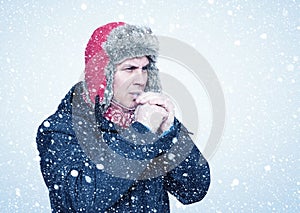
left=129, top=92, right=142, bottom=101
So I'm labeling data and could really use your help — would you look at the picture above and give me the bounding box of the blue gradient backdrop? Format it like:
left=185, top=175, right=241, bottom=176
left=1, top=1, right=299, bottom=212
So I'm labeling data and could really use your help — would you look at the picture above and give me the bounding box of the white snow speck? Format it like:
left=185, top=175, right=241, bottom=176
left=54, top=184, right=59, bottom=190
left=33, top=155, right=40, bottom=162
left=231, top=178, right=239, bottom=187
left=16, top=188, right=21, bottom=197
left=43, top=121, right=50, bottom=128
left=27, top=106, right=33, bottom=112
left=71, top=170, right=79, bottom=177
left=175, top=200, right=185, bottom=209
left=227, top=10, right=233, bottom=16
left=234, top=40, right=241, bottom=46
left=168, top=153, right=176, bottom=160
left=182, top=173, right=188, bottom=177
left=148, top=17, right=155, bottom=24
left=96, top=164, right=104, bottom=170
left=118, top=14, right=124, bottom=20
left=172, top=137, right=178, bottom=143
left=282, top=8, right=288, bottom=17
left=286, top=64, right=294, bottom=71
left=260, top=33, right=267, bottom=39
left=85, top=176, right=92, bottom=183
left=264, top=165, right=271, bottom=171
left=81, top=3, right=87, bottom=11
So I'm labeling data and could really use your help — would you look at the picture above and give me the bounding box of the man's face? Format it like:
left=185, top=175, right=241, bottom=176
left=113, top=56, right=149, bottom=108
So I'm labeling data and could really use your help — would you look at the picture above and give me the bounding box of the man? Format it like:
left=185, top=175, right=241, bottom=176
left=37, top=22, right=210, bottom=212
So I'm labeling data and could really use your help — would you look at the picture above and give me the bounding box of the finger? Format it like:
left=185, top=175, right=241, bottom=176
left=139, top=103, right=168, bottom=118
left=148, top=98, right=167, bottom=107
left=151, top=104, right=167, bottom=112
left=137, top=93, right=174, bottom=110
left=135, top=92, right=154, bottom=103
left=139, top=95, right=167, bottom=107
left=150, top=99, right=175, bottom=114
left=151, top=105, right=169, bottom=118
left=135, top=92, right=161, bottom=104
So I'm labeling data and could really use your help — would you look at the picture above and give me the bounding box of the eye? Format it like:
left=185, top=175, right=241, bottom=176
left=123, top=66, right=137, bottom=72
left=142, top=64, right=150, bottom=72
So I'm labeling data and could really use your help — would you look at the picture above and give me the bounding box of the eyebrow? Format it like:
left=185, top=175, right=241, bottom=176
left=122, top=63, right=150, bottom=69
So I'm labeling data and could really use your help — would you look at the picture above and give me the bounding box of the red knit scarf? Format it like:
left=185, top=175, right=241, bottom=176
left=104, top=100, right=135, bottom=128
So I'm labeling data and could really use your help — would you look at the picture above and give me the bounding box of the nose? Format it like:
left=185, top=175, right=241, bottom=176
left=133, top=69, right=148, bottom=86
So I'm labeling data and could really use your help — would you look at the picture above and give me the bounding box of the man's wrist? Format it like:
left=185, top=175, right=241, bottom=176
left=134, top=120, right=157, bottom=133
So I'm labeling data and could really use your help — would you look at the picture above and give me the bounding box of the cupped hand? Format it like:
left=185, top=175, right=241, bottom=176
left=135, top=92, right=175, bottom=133
left=134, top=103, right=168, bottom=133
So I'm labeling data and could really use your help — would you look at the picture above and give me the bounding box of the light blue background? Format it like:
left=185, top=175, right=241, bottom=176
left=1, top=1, right=299, bottom=212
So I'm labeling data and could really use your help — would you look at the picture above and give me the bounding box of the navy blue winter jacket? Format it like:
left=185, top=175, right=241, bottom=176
left=36, top=82, right=210, bottom=212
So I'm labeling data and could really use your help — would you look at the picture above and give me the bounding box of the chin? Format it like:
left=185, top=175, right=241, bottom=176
left=128, top=102, right=137, bottom=109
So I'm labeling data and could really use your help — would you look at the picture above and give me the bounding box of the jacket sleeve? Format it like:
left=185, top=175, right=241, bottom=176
left=118, top=118, right=211, bottom=203
left=36, top=115, right=134, bottom=212
left=163, top=124, right=211, bottom=205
